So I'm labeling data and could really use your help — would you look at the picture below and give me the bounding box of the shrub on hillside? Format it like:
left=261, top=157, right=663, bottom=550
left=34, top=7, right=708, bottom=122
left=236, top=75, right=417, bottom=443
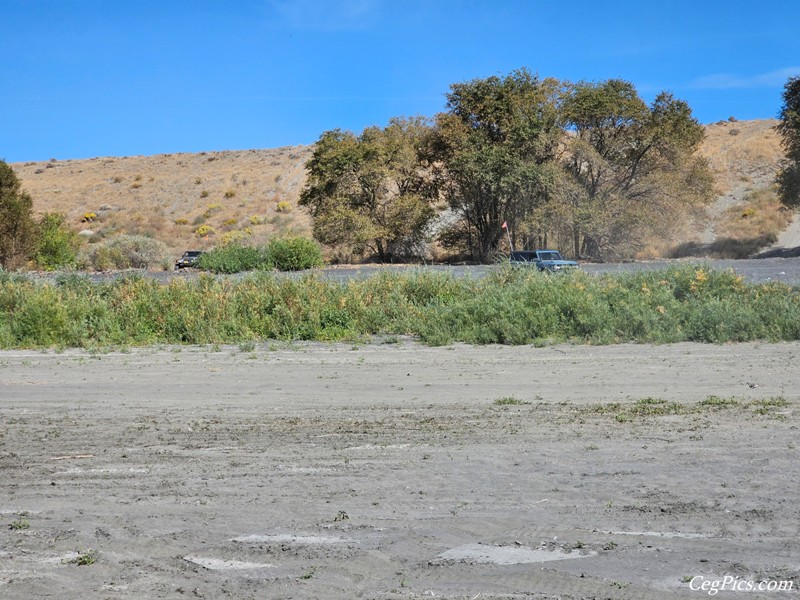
left=195, top=237, right=324, bottom=273
left=266, top=237, right=324, bottom=271
left=195, top=225, right=215, bottom=237
left=34, top=213, right=81, bottom=270
left=219, top=229, right=251, bottom=247
left=78, top=235, right=168, bottom=271
left=196, top=244, right=270, bottom=274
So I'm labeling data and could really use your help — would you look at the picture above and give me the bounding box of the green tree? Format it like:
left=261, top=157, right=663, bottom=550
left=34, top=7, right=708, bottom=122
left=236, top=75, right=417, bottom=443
left=0, top=160, right=38, bottom=270
left=559, top=80, right=713, bottom=259
left=777, top=75, right=800, bottom=207
left=34, top=212, right=81, bottom=270
left=300, top=117, right=436, bottom=261
left=430, top=69, right=564, bottom=260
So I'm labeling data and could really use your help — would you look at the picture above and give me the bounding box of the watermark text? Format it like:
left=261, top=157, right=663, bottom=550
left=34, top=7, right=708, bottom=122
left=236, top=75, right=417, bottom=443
left=690, top=575, right=794, bottom=595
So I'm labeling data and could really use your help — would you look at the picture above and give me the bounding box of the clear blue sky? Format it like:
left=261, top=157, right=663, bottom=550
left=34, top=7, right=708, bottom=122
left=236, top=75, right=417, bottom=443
left=2, top=0, right=798, bottom=162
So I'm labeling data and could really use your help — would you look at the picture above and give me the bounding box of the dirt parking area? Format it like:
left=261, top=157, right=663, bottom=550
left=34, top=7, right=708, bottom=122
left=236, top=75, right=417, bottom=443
left=1, top=342, right=798, bottom=599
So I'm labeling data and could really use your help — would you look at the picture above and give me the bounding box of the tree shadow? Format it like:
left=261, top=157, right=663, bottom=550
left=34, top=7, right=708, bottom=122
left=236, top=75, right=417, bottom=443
left=670, top=235, right=778, bottom=259
left=754, top=245, right=800, bottom=258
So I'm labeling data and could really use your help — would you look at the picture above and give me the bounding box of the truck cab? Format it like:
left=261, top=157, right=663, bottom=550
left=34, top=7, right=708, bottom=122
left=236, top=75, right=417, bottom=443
left=174, top=250, right=204, bottom=270
left=509, top=249, right=579, bottom=272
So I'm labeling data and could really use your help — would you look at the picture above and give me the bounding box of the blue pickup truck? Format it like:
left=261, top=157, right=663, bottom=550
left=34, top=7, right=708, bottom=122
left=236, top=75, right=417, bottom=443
left=509, top=249, right=579, bottom=272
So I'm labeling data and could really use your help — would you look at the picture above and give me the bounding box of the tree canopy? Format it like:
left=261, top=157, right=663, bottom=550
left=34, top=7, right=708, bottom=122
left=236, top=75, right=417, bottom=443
left=0, top=160, right=38, bottom=270
left=34, top=212, right=80, bottom=270
left=301, top=69, right=714, bottom=262
left=1, top=161, right=80, bottom=271
left=431, top=69, right=564, bottom=260
left=299, top=117, right=436, bottom=261
left=777, top=75, right=800, bottom=207
left=557, top=82, right=712, bottom=259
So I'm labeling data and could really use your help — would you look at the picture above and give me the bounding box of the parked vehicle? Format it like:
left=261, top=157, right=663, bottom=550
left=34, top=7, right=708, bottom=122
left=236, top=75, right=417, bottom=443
left=509, top=249, right=579, bottom=272
left=174, top=250, right=204, bottom=270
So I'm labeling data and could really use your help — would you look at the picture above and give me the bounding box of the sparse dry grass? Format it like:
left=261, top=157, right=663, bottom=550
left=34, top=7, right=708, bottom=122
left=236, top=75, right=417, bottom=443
left=12, top=147, right=313, bottom=253
left=697, top=119, right=784, bottom=195
left=669, top=187, right=795, bottom=259
left=647, top=119, right=791, bottom=259
left=717, top=188, right=792, bottom=241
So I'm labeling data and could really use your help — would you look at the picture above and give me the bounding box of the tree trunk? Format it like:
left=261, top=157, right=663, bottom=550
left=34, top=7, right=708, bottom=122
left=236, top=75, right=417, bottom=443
left=581, top=235, right=601, bottom=261
left=375, top=238, right=386, bottom=262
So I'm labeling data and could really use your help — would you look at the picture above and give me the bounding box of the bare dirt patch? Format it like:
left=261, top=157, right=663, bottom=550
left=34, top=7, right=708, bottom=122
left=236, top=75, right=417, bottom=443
left=1, top=342, right=798, bottom=598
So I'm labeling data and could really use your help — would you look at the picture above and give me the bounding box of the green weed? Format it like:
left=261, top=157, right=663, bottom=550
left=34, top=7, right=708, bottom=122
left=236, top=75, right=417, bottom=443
left=698, top=395, right=740, bottom=409
left=586, top=395, right=791, bottom=422
left=70, top=550, right=97, bottom=566
left=8, top=517, right=30, bottom=530
left=494, top=396, right=530, bottom=405
left=195, top=237, right=322, bottom=273
left=265, top=237, right=324, bottom=271
left=750, top=397, right=789, bottom=416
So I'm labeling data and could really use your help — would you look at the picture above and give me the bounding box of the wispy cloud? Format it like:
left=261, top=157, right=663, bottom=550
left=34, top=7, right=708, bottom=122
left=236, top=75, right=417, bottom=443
left=688, top=67, right=800, bottom=90
left=266, top=0, right=380, bottom=32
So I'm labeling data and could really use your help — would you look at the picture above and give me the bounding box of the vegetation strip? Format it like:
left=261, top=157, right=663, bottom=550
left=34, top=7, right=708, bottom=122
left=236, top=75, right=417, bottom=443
left=1, top=265, right=799, bottom=349
left=580, top=396, right=790, bottom=423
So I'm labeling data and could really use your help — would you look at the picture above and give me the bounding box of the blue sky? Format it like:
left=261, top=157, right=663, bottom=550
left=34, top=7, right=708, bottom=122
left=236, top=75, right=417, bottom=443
left=2, top=0, right=798, bottom=162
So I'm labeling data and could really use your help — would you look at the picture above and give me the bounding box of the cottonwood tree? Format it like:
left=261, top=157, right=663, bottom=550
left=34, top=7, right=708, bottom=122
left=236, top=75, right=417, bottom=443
left=300, top=117, right=436, bottom=261
left=301, top=70, right=714, bottom=264
left=430, top=69, right=564, bottom=260
left=559, top=80, right=713, bottom=259
left=0, top=160, right=38, bottom=270
left=777, top=75, right=800, bottom=207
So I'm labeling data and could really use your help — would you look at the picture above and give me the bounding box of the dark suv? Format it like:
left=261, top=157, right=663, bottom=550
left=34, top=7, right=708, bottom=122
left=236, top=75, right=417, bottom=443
left=509, top=249, right=579, bottom=272
left=174, top=250, right=204, bottom=270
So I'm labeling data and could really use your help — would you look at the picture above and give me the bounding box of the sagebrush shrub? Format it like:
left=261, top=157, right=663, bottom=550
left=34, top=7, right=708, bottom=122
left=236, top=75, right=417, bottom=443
left=78, top=235, right=168, bottom=270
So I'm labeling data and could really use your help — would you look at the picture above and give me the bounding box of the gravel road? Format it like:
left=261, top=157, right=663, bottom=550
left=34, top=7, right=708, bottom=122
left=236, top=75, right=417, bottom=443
left=28, top=256, right=800, bottom=286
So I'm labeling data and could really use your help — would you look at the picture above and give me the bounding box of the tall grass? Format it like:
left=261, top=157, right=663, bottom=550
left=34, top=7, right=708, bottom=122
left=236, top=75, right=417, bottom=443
left=1, top=265, right=799, bottom=349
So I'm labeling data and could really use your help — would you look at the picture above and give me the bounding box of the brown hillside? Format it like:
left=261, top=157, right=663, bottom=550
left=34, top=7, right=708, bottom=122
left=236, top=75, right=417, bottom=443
left=686, top=119, right=791, bottom=258
left=11, top=146, right=314, bottom=253
left=10, top=119, right=788, bottom=259
left=697, top=118, right=783, bottom=194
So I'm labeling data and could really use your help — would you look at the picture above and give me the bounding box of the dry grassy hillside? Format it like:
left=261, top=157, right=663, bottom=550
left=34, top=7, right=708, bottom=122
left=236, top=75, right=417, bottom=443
left=12, top=146, right=313, bottom=254
left=681, top=119, right=792, bottom=258
left=10, top=119, right=791, bottom=260
left=698, top=118, right=783, bottom=194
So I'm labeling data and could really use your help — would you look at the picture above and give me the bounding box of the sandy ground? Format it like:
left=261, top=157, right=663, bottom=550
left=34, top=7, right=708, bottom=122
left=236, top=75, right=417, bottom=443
left=1, top=341, right=798, bottom=599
